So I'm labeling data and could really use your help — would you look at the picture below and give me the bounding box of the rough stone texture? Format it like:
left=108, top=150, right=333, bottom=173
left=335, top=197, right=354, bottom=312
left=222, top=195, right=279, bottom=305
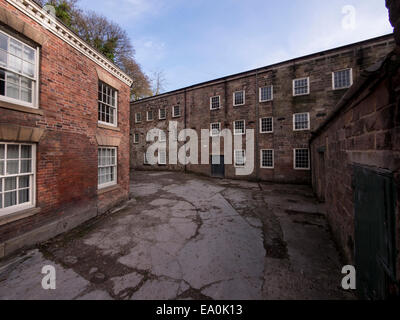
left=131, top=35, right=395, bottom=184
left=0, top=1, right=131, bottom=255
left=310, top=52, right=400, bottom=288
left=0, top=172, right=353, bottom=300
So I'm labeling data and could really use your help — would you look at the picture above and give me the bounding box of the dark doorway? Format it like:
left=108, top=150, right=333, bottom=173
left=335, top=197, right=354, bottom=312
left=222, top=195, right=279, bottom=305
left=317, top=149, right=326, bottom=201
left=211, top=155, right=224, bottom=178
left=353, top=165, right=397, bottom=300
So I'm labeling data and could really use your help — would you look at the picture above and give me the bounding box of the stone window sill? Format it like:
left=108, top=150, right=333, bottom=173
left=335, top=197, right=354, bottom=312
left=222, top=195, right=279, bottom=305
left=0, top=208, right=41, bottom=227
left=0, top=101, right=44, bottom=115
left=98, top=184, right=120, bottom=195
left=98, top=123, right=121, bottom=132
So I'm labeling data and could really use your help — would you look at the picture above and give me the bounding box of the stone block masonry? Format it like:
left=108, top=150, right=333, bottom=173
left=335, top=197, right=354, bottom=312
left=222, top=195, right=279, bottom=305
left=131, top=34, right=395, bottom=184
left=310, top=49, right=400, bottom=297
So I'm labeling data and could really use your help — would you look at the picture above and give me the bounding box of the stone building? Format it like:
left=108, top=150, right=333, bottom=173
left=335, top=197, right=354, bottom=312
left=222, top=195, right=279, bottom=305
left=131, top=34, right=395, bottom=184
left=310, top=0, right=400, bottom=299
left=0, top=0, right=133, bottom=258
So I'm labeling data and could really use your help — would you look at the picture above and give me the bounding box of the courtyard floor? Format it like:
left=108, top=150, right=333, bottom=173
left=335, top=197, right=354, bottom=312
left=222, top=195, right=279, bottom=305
left=0, top=171, right=353, bottom=300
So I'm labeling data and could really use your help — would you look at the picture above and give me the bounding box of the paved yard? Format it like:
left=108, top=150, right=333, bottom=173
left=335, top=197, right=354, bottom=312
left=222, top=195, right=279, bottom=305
left=0, top=171, right=353, bottom=300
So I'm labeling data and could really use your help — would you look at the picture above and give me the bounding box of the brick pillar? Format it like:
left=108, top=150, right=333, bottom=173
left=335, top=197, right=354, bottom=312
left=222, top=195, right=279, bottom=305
left=386, top=0, right=400, bottom=45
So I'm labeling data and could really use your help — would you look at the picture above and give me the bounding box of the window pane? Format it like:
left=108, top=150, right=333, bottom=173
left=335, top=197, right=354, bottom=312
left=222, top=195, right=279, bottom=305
left=0, top=160, right=3, bottom=175
left=19, top=188, right=29, bottom=204
left=22, top=61, right=34, bottom=77
left=6, top=72, right=20, bottom=99
left=20, top=159, right=31, bottom=173
left=21, top=76, right=32, bottom=89
left=5, top=177, right=17, bottom=191
left=23, top=46, right=35, bottom=63
left=7, top=145, right=19, bottom=158
left=8, top=54, right=22, bottom=73
left=6, top=82, right=19, bottom=100
left=0, top=50, right=6, bottom=67
left=21, top=145, right=31, bottom=158
left=98, top=82, right=117, bottom=124
left=295, top=149, right=309, bottom=168
left=262, top=150, right=273, bottom=167
left=334, top=69, right=351, bottom=89
left=0, top=33, right=7, bottom=51
left=0, top=70, right=5, bottom=96
left=6, top=160, right=18, bottom=174
left=21, top=87, right=32, bottom=103
left=294, top=113, right=309, bottom=130
left=0, top=144, right=4, bottom=159
left=19, top=176, right=29, bottom=188
left=4, top=191, right=17, bottom=207
left=10, top=39, right=22, bottom=57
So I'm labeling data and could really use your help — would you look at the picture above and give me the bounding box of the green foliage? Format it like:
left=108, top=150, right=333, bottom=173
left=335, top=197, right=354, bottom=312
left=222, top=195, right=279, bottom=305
left=45, top=1, right=73, bottom=27
left=93, top=37, right=117, bottom=61
left=41, top=0, right=154, bottom=97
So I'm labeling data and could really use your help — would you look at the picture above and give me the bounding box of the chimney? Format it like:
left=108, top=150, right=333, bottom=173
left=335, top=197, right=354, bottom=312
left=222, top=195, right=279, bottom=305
left=386, top=0, right=400, bottom=45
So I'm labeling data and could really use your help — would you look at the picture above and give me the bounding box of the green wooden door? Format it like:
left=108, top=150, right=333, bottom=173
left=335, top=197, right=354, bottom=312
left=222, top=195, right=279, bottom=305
left=354, top=165, right=397, bottom=300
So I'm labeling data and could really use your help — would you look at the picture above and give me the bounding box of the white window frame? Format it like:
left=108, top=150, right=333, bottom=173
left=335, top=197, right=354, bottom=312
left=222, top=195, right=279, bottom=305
left=147, top=110, right=153, bottom=121
left=133, top=133, right=139, bottom=144
left=332, top=68, right=353, bottom=90
left=259, top=86, right=273, bottom=102
left=135, top=112, right=142, bottom=123
left=159, top=108, right=166, bottom=120
left=0, top=142, right=36, bottom=216
left=98, top=82, right=118, bottom=127
left=260, top=149, right=274, bottom=169
left=98, top=147, right=117, bottom=189
left=293, top=77, right=310, bottom=96
left=172, top=105, right=181, bottom=118
left=210, top=122, right=221, bottom=137
left=210, top=95, right=221, bottom=110
left=0, top=30, right=40, bottom=109
left=233, top=120, right=246, bottom=136
left=234, top=149, right=246, bottom=168
left=233, top=90, right=245, bottom=106
left=293, top=112, right=310, bottom=131
left=293, top=148, right=310, bottom=170
left=158, top=149, right=167, bottom=165
left=260, top=117, right=274, bottom=133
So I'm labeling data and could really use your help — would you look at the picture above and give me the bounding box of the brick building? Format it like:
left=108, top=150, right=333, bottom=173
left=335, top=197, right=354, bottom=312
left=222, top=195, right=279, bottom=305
left=131, top=34, right=395, bottom=184
left=0, top=0, right=133, bottom=258
left=310, top=0, right=400, bottom=299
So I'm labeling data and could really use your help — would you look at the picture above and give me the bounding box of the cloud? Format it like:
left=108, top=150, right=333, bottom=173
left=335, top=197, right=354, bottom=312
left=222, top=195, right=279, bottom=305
left=115, top=0, right=394, bottom=91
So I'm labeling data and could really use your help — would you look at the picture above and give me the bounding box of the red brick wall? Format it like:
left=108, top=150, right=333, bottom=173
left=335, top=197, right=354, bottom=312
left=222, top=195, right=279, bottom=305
left=0, top=1, right=131, bottom=243
left=310, top=53, right=400, bottom=281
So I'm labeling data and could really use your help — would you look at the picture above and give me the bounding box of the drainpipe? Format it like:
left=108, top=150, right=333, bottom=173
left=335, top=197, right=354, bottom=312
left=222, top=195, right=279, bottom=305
left=184, top=89, right=187, bottom=173
left=255, top=70, right=260, bottom=181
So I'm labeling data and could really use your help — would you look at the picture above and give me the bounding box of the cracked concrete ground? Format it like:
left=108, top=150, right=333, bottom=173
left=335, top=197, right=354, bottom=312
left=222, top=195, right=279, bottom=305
left=0, top=171, right=353, bottom=300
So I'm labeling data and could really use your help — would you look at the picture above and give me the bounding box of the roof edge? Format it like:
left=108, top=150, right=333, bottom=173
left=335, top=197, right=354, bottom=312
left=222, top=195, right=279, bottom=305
left=310, top=48, right=399, bottom=141
left=132, top=33, right=394, bottom=104
left=8, top=0, right=133, bottom=86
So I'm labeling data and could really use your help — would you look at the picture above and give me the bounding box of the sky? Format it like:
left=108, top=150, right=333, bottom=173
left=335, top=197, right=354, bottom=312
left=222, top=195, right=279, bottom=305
left=78, top=0, right=393, bottom=92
